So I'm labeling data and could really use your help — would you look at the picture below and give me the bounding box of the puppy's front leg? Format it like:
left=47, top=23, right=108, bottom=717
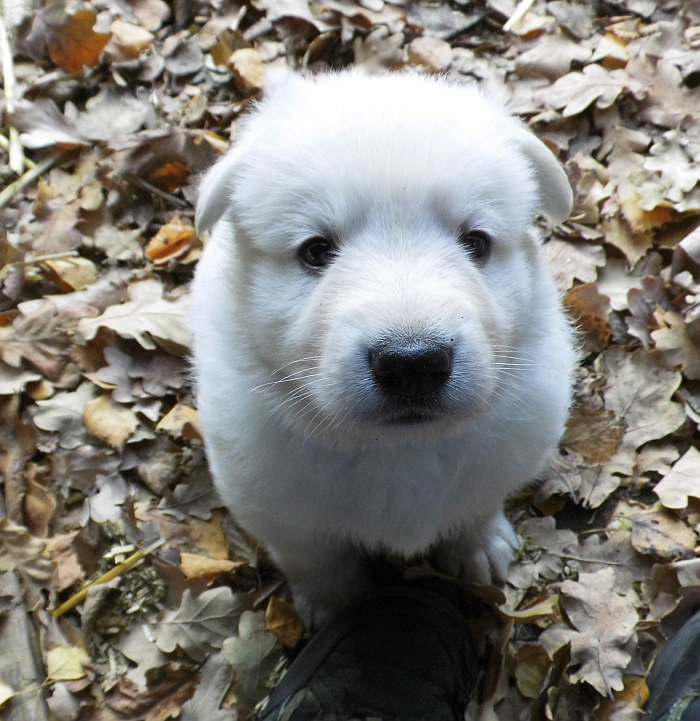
left=268, top=535, right=371, bottom=630
left=432, top=512, right=520, bottom=585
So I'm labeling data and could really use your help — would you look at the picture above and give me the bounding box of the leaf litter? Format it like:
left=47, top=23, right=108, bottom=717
left=1, top=1, right=700, bottom=720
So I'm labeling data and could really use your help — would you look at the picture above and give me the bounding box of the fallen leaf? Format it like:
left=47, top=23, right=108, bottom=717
left=408, top=36, right=452, bottom=72
left=228, top=48, right=266, bottom=93
left=265, top=596, right=304, bottom=647
left=83, top=395, right=139, bottom=449
left=654, top=447, right=700, bottom=509
left=596, top=347, right=685, bottom=450
left=180, top=652, right=236, bottom=721
left=32, top=382, right=97, bottom=450
left=157, top=403, right=201, bottom=440
left=540, top=568, right=638, bottom=696
left=652, top=309, right=700, bottom=380
left=180, top=553, right=245, bottom=581
left=78, top=280, right=191, bottom=351
left=46, top=645, right=91, bottom=682
left=107, top=19, right=154, bottom=60
left=43, top=8, right=112, bottom=73
left=630, top=508, right=696, bottom=560
left=41, top=257, right=97, bottom=292
left=156, top=587, right=243, bottom=661
left=146, top=220, right=198, bottom=265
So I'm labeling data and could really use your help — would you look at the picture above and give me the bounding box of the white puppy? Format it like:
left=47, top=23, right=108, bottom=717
left=191, top=71, right=576, bottom=627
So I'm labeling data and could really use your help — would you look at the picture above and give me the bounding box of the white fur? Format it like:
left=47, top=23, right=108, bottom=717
left=191, top=71, right=576, bottom=627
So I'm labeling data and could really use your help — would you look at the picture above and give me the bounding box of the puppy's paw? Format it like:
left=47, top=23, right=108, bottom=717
left=432, top=513, right=520, bottom=586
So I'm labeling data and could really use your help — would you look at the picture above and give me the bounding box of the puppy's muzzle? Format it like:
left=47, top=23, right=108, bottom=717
left=369, top=341, right=453, bottom=401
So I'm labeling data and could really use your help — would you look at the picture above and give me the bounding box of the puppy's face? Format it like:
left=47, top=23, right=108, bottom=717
left=197, top=73, right=572, bottom=445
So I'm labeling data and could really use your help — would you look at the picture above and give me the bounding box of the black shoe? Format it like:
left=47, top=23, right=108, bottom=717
left=259, top=580, right=480, bottom=721
left=647, top=609, right=700, bottom=721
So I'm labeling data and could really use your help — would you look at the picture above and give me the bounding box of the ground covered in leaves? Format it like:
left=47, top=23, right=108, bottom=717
left=1, top=0, right=700, bottom=719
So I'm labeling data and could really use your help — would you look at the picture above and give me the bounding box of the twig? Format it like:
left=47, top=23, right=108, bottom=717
left=0, top=151, right=70, bottom=210
left=0, top=134, right=35, bottom=169
left=51, top=538, right=165, bottom=618
left=8, top=250, right=79, bottom=267
left=0, top=14, right=24, bottom=174
left=503, top=0, right=537, bottom=32
left=124, top=173, right=190, bottom=208
left=550, top=552, right=624, bottom=566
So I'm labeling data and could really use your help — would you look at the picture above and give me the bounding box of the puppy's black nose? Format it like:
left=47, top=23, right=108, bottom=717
left=369, top=342, right=453, bottom=399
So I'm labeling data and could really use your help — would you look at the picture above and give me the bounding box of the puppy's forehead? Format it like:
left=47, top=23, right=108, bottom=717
left=233, top=73, right=537, bottom=243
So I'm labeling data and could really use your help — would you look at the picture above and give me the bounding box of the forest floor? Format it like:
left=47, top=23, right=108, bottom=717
left=2, top=0, right=700, bottom=719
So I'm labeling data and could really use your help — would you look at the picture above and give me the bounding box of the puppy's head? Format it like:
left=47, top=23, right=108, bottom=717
left=197, top=71, right=572, bottom=446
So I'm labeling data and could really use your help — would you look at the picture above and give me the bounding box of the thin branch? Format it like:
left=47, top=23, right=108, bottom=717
left=123, top=173, right=190, bottom=208
left=52, top=538, right=165, bottom=618
left=0, top=134, right=35, bottom=169
left=0, top=13, right=24, bottom=174
left=503, top=0, right=537, bottom=32
left=550, top=552, right=624, bottom=566
left=0, top=151, right=70, bottom=209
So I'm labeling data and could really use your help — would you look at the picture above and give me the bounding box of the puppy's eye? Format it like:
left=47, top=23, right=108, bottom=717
left=458, top=228, right=492, bottom=263
left=299, top=236, right=336, bottom=270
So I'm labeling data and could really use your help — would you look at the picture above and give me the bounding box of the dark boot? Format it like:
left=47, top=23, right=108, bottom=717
left=647, top=609, right=700, bottom=721
left=260, top=581, right=479, bottom=721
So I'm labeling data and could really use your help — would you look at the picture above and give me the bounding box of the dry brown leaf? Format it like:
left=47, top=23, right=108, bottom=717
left=156, top=587, right=242, bottom=661
left=157, top=403, right=201, bottom=440
left=0, top=519, right=53, bottom=583
left=43, top=8, right=112, bottom=73
left=189, top=514, right=230, bottom=560
left=655, top=447, right=700, bottom=509
left=408, top=36, right=452, bottom=72
left=83, top=395, right=139, bottom=449
left=544, top=239, right=606, bottom=292
left=146, top=220, right=198, bottom=265
left=41, top=257, right=97, bottom=292
left=23, top=474, right=57, bottom=538
left=596, top=347, right=686, bottom=451
left=630, top=508, right=696, bottom=560
left=513, top=644, right=551, bottom=699
left=78, top=279, right=191, bottom=351
left=564, top=283, right=612, bottom=352
left=180, top=553, right=245, bottom=580
left=265, top=596, right=304, bottom=648
left=539, top=568, right=638, bottom=696
left=32, top=382, right=97, bottom=450
left=46, top=645, right=91, bottom=682
left=107, top=19, right=155, bottom=60
left=652, top=309, right=700, bottom=380
left=228, top=48, right=266, bottom=93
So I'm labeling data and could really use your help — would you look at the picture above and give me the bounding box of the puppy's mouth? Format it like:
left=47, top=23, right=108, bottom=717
left=380, top=397, right=445, bottom=425
left=386, top=411, right=440, bottom=425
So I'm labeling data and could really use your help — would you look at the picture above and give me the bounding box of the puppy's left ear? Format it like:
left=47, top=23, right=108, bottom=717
left=513, top=129, right=573, bottom=225
left=195, top=150, right=241, bottom=236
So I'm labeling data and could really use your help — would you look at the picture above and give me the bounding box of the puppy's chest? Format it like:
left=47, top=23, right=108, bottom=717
left=275, top=442, right=496, bottom=553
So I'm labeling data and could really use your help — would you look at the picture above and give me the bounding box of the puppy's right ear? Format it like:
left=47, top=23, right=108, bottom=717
left=195, top=150, right=240, bottom=236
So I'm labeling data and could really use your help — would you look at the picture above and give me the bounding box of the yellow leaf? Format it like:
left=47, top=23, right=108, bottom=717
left=41, top=257, right=97, bottom=291
left=84, top=395, right=138, bottom=449
left=180, top=552, right=245, bottom=580
left=190, top=513, right=230, bottom=560
left=157, top=403, right=201, bottom=440
left=47, top=645, right=90, bottom=681
left=265, top=596, right=304, bottom=648
left=146, top=220, right=198, bottom=265
left=228, top=48, right=266, bottom=93
left=500, top=595, right=559, bottom=623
